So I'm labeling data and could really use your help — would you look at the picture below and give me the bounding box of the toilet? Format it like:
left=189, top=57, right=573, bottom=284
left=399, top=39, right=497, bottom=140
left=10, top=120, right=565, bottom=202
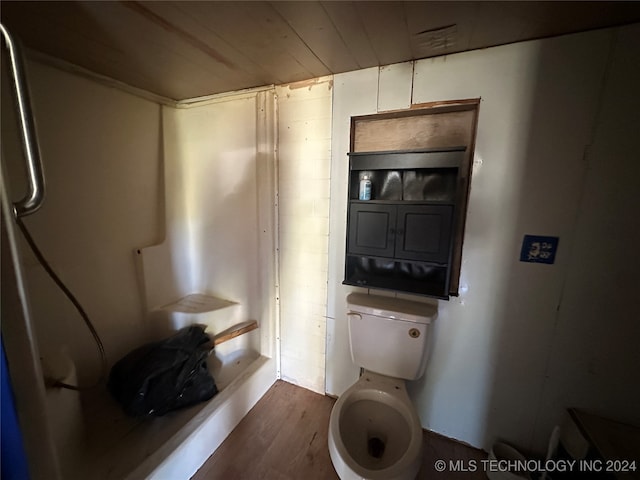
left=328, top=293, right=437, bottom=480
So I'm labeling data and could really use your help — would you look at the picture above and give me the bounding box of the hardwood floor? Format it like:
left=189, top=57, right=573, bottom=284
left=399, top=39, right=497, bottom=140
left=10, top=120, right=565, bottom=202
left=192, top=380, right=488, bottom=480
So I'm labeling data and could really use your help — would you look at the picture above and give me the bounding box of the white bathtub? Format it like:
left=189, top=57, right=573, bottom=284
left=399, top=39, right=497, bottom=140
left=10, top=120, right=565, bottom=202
left=45, top=328, right=276, bottom=480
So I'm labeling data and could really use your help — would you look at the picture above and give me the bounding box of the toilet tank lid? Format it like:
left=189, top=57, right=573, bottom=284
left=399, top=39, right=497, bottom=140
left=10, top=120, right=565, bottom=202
left=347, top=293, right=437, bottom=324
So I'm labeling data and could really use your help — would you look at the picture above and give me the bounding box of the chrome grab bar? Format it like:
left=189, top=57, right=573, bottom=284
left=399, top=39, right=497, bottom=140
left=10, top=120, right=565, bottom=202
left=1, top=23, right=45, bottom=218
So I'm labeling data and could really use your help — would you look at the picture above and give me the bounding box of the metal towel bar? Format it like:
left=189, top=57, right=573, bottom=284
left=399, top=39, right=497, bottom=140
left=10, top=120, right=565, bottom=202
left=1, top=23, right=45, bottom=218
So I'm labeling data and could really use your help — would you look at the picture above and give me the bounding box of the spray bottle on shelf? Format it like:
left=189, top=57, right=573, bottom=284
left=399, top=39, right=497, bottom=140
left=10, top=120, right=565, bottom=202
left=359, top=174, right=372, bottom=200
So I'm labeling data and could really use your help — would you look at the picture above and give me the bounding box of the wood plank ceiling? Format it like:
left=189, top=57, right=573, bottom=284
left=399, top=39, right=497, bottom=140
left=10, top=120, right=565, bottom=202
left=2, top=1, right=640, bottom=101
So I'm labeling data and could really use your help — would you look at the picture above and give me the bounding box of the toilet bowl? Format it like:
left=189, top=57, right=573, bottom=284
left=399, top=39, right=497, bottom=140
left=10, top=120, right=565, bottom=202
left=328, top=371, right=423, bottom=480
left=328, top=293, right=437, bottom=480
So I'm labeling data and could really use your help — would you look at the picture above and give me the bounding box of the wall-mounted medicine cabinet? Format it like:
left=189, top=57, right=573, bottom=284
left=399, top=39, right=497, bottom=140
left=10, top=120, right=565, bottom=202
left=343, top=101, right=479, bottom=299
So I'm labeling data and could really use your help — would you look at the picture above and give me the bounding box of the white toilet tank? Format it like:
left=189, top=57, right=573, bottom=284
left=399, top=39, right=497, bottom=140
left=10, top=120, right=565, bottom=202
left=347, top=293, right=437, bottom=380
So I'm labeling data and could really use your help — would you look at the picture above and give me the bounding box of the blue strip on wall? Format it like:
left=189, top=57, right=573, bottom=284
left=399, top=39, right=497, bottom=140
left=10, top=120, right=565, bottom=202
left=1, top=338, right=31, bottom=480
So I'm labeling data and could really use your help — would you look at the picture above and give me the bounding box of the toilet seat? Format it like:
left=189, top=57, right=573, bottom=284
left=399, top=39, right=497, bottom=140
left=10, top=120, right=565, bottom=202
left=328, top=371, right=423, bottom=480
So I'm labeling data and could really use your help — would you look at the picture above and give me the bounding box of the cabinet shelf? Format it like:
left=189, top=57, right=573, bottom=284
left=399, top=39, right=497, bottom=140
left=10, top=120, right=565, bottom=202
left=346, top=253, right=448, bottom=268
left=349, top=147, right=465, bottom=170
left=350, top=199, right=455, bottom=206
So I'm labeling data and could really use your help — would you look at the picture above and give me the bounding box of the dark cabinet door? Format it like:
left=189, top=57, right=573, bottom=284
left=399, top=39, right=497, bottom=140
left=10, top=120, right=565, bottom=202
left=395, top=205, right=453, bottom=263
left=348, top=203, right=397, bottom=257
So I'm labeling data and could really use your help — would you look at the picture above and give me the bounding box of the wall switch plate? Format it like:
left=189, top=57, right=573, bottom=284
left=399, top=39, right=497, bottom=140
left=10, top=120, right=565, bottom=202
left=520, top=235, right=559, bottom=264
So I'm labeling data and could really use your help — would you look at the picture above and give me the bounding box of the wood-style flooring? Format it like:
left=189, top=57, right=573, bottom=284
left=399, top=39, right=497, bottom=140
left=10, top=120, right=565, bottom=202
left=192, top=380, right=488, bottom=480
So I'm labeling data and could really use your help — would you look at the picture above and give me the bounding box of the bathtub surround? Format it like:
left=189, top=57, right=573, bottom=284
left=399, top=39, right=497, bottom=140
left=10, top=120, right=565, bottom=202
left=2, top=61, right=278, bottom=478
left=2, top=22, right=638, bottom=480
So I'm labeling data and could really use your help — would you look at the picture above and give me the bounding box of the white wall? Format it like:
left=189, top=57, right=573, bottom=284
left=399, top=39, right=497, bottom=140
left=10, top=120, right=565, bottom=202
left=2, top=59, right=279, bottom=381
left=326, top=66, right=380, bottom=396
left=1, top=60, right=164, bottom=382
left=140, top=92, right=276, bottom=345
left=276, top=78, right=333, bottom=393
left=326, top=26, right=640, bottom=454
left=531, top=23, right=640, bottom=450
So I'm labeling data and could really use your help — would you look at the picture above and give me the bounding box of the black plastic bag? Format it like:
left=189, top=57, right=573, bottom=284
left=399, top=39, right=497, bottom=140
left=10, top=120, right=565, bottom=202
left=107, top=325, right=218, bottom=417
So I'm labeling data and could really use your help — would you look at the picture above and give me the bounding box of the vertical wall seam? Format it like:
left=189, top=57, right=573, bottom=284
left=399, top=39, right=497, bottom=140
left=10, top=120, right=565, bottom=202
left=322, top=75, right=335, bottom=394
left=272, top=90, right=282, bottom=379
left=410, top=61, right=416, bottom=106
left=376, top=66, right=381, bottom=112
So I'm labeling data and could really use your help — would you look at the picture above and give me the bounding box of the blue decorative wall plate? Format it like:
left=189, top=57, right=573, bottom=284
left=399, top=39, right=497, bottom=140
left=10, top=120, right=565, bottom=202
left=520, top=235, right=559, bottom=264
